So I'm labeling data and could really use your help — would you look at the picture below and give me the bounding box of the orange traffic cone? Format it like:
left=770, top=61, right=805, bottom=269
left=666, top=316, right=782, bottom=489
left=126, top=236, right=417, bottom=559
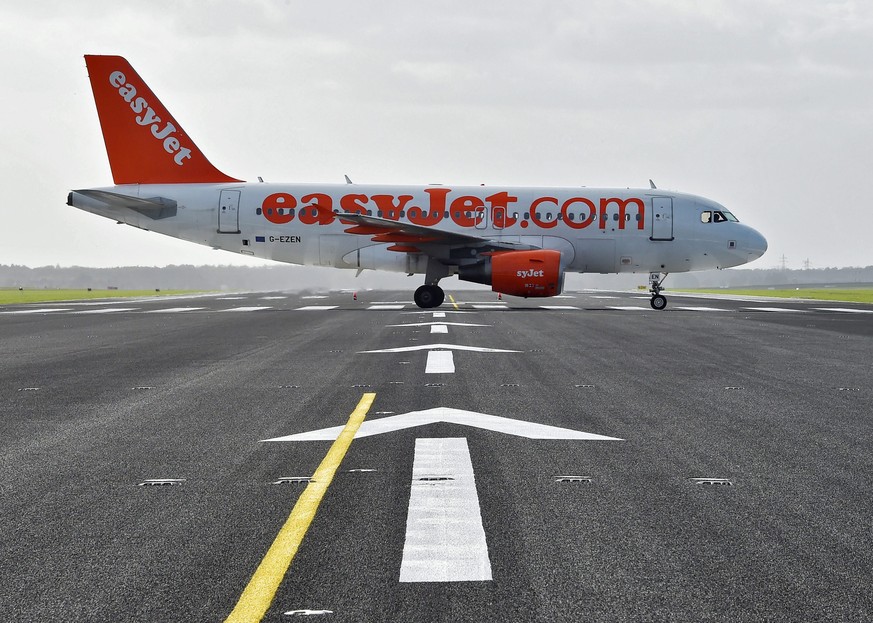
left=353, top=292, right=358, bottom=301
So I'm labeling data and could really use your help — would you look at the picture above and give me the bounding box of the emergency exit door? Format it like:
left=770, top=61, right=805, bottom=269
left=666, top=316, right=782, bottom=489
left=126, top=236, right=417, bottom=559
left=650, top=197, right=673, bottom=241
left=218, top=190, right=240, bottom=233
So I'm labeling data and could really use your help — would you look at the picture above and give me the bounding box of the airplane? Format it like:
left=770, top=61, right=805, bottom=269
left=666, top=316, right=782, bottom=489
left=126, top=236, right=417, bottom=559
left=69, top=55, right=767, bottom=309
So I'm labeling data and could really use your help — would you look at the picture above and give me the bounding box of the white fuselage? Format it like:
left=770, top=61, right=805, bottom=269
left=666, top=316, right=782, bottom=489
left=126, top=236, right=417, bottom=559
left=71, top=182, right=768, bottom=278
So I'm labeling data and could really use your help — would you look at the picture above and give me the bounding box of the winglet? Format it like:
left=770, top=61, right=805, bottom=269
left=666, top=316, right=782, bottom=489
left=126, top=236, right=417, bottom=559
left=84, top=55, right=241, bottom=185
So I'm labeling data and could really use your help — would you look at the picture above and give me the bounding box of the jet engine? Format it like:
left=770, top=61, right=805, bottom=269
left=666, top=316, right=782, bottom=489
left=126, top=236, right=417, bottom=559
left=459, top=249, right=564, bottom=297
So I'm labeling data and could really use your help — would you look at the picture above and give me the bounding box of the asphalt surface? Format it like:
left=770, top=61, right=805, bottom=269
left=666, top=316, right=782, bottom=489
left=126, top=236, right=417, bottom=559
left=2, top=288, right=872, bottom=622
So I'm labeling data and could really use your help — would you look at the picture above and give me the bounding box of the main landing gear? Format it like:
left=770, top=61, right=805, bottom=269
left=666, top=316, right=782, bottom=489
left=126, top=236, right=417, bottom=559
left=649, top=272, right=668, bottom=310
left=414, top=284, right=445, bottom=308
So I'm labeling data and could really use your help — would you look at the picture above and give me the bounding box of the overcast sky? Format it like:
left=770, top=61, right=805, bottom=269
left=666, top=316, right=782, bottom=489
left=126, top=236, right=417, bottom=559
left=1, top=0, right=871, bottom=270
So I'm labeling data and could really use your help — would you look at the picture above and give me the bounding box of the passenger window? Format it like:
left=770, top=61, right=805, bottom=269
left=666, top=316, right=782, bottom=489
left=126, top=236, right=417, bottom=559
left=701, top=211, right=712, bottom=223
left=256, top=208, right=262, bottom=215
left=568, top=213, right=575, bottom=221
left=613, top=213, right=619, bottom=221
left=546, top=212, right=553, bottom=220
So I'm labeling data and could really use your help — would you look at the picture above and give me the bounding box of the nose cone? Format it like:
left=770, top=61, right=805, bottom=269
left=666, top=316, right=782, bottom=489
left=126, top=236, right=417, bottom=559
left=745, top=227, right=768, bottom=261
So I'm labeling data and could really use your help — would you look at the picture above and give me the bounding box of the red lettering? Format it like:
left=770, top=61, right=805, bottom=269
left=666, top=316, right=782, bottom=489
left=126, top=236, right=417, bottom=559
left=340, top=193, right=369, bottom=216
left=300, top=193, right=335, bottom=225
left=262, top=193, right=296, bottom=224
left=529, top=197, right=558, bottom=229
left=409, top=188, right=449, bottom=226
left=600, top=197, right=645, bottom=230
left=371, top=194, right=415, bottom=221
left=450, top=195, right=484, bottom=227
left=561, top=197, right=597, bottom=229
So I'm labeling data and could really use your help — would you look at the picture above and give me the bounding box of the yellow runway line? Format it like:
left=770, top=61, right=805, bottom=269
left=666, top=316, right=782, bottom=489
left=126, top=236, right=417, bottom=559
left=224, top=392, right=376, bottom=623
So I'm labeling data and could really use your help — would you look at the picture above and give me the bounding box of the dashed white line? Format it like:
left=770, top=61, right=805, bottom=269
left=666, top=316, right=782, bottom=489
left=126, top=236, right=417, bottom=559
left=399, top=438, right=492, bottom=583
left=673, top=306, right=731, bottom=312
left=432, top=312, right=446, bottom=318
left=295, top=306, right=338, bottom=311
left=219, top=306, right=273, bottom=312
left=73, top=308, right=139, bottom=314
left=425, top=350, right=455, bottom=373
left=430, top=324, right=448, bottom=334
left=368, top=304, right=405, bottom=310
left=540, top=305, right=579, bottom=310
left=471, top=304, right=508, bottom=310
left=814, top=307, right=873, bottom=314
left=606, top=306, right=648, bottom=311
left=741, top=307, right=807, bottom=313
left=144, top=307, right=206, bottom=313
left=0, top=308, right=72, bottom=314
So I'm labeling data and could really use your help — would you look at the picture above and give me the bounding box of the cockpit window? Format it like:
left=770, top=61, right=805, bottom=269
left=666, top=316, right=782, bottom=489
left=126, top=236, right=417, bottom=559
left=703, top=209, right=739, bottom=224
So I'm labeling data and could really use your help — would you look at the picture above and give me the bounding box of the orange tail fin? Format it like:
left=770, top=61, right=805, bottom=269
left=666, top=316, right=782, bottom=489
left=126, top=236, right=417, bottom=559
left=85, top=55, right=241, bottom=185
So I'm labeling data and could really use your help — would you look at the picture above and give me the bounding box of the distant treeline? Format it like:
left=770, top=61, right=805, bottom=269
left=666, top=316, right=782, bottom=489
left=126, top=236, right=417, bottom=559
left=2, top=263, right=873, bottom=292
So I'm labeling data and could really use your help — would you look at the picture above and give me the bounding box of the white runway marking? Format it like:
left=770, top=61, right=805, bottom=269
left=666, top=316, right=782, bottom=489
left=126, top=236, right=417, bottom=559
left=295, top=306, right=338, bottom=311
left=0, top=308, right=72, bottom=314
left=742, top=307, right=807, bottom=313
left=265, top=407, right=624, bottom=441
left=432, top=312, right=446, bottom=318
left=425, top=350, right=455, bottom=373
left=144, top=307, right=205, bottom=313
left=471, top=304, right=508, bottom=310
left=607, top=306, right=648, bottom=311
left=673, top=306, right=731, bottom=312
left=540, top=305, right=579, bottom=310
left=814, top=307, right=873, bottom=314
left=73, top=308, right=138, bottom=314
left=400, top=438, right=491, bottom=582
left=259, top=296, right=287, bottom=300
left=368, top=304, right=405, bottom=310
left=400, top=438, right=492, bottom=583
left=301, top=295, right=328, bottom=299
left=219, top=306, right=273, bottom=312
left=389, top=322, right=488, bottom=328
left=360, top=343, right=518, bottom=354
left=590, top=296, right=619, bottom=299
left=216, top=296, right=248, bottom=300
left=430, top=324, right=448, bottom=334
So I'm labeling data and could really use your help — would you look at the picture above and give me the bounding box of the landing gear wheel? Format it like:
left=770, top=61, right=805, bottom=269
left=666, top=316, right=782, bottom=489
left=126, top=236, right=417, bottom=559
left=414, top=285, right=445, bottom=308
left=650, top=294, right=667, bottom=310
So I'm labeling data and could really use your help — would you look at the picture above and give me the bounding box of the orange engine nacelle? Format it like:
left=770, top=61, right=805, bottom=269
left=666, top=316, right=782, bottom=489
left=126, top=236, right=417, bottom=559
left=491, top=250, right=564, bottom=298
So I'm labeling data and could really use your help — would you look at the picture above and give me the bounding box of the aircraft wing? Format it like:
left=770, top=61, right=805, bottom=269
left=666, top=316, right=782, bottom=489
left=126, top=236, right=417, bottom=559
left=336, top=212, right=538, bottom=253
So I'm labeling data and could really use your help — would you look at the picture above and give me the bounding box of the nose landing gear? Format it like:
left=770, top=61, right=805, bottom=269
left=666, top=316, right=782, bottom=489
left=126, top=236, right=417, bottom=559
left=649, top=272, right=668, bottom=310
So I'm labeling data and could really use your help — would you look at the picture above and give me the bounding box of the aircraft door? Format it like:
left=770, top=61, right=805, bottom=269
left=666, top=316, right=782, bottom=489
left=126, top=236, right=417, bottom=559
left=650, top=197, right=673, bottom=241
left=474, top=204, right=487, bottom=230
left=218, top=190, right=241, bottom=233
left=491, top=206, right=505, bottom=230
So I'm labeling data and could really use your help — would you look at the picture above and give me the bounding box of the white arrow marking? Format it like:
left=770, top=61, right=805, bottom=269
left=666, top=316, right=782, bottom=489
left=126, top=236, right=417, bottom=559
left=400, top=438, right=492, bottom=582
left=388, top=322, right=489, bottom=328
left=359, top=343, right=518, bottom=354
left=425, top=350, right=454, bottom=373
left=262, top=407, right=623, bottom=442
left=430, top=324, right=448, bottom=334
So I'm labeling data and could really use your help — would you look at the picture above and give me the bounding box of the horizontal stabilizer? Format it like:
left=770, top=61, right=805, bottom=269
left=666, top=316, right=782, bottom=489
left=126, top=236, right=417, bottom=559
left=72, top=189, right=178, bottom=220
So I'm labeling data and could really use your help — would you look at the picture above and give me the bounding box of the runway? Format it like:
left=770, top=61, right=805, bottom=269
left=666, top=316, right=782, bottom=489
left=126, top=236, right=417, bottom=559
left=2, top=289, right=872, bottom=622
